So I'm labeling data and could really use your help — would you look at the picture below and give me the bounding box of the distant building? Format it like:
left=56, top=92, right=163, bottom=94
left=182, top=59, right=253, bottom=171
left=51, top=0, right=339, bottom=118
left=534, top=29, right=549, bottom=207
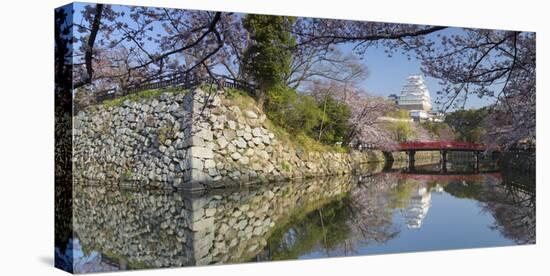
left=410, top=110, right=429, bottom=121
left=428, top=111, right=445, bottom=123
left=396, top=75, right=432, bottom=111
left=388, top=94, right=399, bottom=105
left=389, top=74, right=444, bottom=122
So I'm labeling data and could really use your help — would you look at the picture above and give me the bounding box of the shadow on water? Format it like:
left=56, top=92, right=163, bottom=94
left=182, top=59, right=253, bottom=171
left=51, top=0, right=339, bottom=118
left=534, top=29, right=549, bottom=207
left=63, top=156, right=535, bottom=272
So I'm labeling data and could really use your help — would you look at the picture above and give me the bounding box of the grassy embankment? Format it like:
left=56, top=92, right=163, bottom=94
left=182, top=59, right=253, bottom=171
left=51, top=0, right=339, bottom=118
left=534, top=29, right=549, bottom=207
left=222, top=87, right=349, bottom=154
left=100, top=86, right=188, bottom=109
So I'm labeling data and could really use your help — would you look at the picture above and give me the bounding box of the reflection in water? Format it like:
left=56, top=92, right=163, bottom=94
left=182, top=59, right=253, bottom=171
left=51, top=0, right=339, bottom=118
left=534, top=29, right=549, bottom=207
left=259, top=160, right=534, bottom=261
left=64, top=158, right=535, bottom=272
left=481, top=169, right=535, bottom=245
left=402, top=187, right=431, bottom=229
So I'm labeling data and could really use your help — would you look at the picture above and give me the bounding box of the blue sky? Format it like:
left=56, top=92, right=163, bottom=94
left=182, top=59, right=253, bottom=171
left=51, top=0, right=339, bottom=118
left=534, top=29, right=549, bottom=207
left=350, top=43, right=496, bottom=110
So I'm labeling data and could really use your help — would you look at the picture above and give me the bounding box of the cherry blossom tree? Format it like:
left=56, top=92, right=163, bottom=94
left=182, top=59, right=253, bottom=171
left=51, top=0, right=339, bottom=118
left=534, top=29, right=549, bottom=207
left=290, top=19, right=535, bottom=147
left=417, top=30, right=535, bottom=147
left=291, top=17, right=446, bottom=56
left=306, top=80, right=398, bottom=149
left=70, top=4, right=232, bottom=93
left=285, top=46, right=369, bottom=90
left=63, top=4, right=535, bottom=147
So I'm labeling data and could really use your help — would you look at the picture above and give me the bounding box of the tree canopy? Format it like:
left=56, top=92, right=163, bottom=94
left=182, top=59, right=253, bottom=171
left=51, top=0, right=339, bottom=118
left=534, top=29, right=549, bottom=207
left=445, top=108, right=490, bottom=143
left=242, top=14, right=296, bottom=107
left=56, top=3, right=536, bottom=148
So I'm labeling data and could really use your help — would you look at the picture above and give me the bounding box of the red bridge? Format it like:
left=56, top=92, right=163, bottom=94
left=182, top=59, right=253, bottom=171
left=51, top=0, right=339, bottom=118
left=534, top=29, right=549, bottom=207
left=397, top=141, right=489, bottom=152
left=380, top=171, right=502, bottom=182
left=383, top=141, right=499, bottom=172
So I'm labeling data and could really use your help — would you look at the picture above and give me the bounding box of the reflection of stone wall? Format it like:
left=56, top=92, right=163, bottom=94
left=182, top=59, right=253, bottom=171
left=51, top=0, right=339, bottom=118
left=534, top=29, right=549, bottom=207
left=74, top=88, right=381, bottom=189
left=73, top=183, right=195, bottom=268
left=205, top=176, right=354, bottom=264
left=73, top=176, right=354, bottom=268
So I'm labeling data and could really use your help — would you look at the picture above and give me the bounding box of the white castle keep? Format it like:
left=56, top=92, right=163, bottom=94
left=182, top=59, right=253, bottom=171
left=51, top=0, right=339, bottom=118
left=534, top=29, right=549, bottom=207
left=388, top=75, right=443, bottom=122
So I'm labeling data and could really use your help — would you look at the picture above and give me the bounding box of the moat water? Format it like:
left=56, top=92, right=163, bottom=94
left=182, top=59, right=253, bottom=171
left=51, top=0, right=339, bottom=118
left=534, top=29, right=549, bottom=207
left=57, top=157, right=535, bottom=272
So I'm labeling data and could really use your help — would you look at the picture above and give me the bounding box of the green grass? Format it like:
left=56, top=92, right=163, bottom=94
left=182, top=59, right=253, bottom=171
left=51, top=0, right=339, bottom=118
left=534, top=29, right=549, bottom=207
left=386, top=108, right=411, bottom=119
left=224, top=89, right=297, bottom=148
left=101, top=87, right=188, bottom=108
left=294, top=132, right=349, bottom=154
left=224, top=88, right=259, bottom=113
left=264, top=119, right=292, bottom=145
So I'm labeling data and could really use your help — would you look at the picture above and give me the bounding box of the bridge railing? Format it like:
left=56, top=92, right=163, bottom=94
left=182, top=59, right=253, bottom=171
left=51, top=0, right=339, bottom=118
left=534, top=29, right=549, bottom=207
left=398, top=141, right=489, bottom=151
left=91, top=71, right=255, bottom=105
left=348, top=142, right=390, bottom=151
left=348, top=141, right=499, bottom=152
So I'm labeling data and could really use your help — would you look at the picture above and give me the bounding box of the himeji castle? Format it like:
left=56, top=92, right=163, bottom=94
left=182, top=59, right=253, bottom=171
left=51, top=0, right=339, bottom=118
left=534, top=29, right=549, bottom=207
left=388, top=74, right=443, bottom=122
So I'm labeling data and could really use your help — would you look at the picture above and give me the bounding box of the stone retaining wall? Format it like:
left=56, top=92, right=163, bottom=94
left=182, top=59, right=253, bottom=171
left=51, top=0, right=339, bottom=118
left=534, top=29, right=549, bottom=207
left=185, top=89, right=382, bottom=189
left=73, top=88, right=382, bottom=189
left=74, top=90, right=194, bottom=188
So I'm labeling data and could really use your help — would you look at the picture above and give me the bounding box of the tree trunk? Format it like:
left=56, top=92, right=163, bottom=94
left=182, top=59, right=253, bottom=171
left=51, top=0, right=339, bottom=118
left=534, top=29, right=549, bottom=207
left=256, top=88, right=266, bottom=110
left=318, top=94, right=329, bottom=141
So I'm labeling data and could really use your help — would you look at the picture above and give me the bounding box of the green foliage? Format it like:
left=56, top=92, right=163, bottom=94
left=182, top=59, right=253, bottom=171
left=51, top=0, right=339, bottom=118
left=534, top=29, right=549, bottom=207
left=266, top=196, right=353, bottom=260
left=264, top=118, right=293, bottom=145
left=316, top=96, right=352, bottom=144
left=265, top=90, right=351, bottom=149
left=242, top=14, right=296, bottom=106
left=422, top=121, right=453, bottom=139
left=101, top=87, right=186, bottom=108
left=383, top=108, right=415, bottom=142
left=387, top=120, right=414, bottom=142
left=226, top=88, right=349, bottom=153
left=225, top=88, right=258, bottom=111
left=388, top=179, right=420, bottom=209
left=387, top=109, right=411, bottom=119
left=274, top=93, right=322, bottom=135
left=445, top=108, right=489, bottom=142
left=264, top=85, right=299, bottom=127
left=444, top=181, right=484, bottom=200
left=295, top=133, right=349, bottom=154
left=293, top=95, right=322, bottom=130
